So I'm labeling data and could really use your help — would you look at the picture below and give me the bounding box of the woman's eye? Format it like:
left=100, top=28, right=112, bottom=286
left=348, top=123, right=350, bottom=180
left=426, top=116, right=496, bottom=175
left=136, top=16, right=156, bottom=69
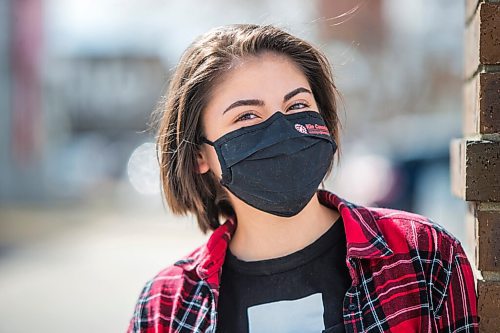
left=288, top=102, right=309, bottom=111
left=235, top=112, right=257, bottom=122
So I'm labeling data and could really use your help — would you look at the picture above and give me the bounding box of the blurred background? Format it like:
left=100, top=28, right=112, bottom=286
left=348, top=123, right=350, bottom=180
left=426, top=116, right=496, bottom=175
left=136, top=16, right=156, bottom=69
left=0, top=0, right=467, bottom=332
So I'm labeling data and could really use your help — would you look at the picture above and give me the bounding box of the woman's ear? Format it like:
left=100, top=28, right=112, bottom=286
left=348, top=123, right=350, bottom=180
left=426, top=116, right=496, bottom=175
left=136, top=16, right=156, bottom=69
left=196, top=148, right=210, bottom=174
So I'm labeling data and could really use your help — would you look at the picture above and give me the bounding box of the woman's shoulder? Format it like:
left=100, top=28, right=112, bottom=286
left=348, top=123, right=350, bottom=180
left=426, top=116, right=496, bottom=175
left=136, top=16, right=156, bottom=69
left=126, top=245, right=208, bottom=332
left=367, top=205, right=462, bottom=254
left=136, top=243, right=207, bottom=298
left=363, top=205, right=477, bottom=324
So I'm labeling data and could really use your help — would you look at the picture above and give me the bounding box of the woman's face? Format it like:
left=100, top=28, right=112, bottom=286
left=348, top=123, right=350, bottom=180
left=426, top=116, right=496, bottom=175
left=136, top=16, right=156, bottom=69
left=197, top=51, right=320, bottom=182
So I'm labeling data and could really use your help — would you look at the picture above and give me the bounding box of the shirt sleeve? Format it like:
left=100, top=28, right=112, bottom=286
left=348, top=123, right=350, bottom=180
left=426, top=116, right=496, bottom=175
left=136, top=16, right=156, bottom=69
left=126, top=279, right=154, bottom=333
left=434, top=240, right=479, bottom=332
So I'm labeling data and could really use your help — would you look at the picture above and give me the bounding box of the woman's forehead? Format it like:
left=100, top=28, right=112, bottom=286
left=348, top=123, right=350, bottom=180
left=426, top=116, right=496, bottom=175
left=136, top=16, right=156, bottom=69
left=208, top=53, right=311, bottom=104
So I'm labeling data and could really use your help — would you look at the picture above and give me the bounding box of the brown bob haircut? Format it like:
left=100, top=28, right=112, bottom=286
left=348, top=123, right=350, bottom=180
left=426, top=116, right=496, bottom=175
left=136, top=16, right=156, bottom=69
left=155, top=23, right=343, bottom=233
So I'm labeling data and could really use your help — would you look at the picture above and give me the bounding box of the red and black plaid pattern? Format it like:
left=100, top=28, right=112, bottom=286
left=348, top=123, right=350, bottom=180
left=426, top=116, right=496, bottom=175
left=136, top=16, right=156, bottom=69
left=127, top=189, right=479, bottom=333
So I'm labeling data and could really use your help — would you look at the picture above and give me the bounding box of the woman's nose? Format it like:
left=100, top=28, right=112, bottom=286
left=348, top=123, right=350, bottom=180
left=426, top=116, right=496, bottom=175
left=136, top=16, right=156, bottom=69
left=264, top=110, right=283, bottom=121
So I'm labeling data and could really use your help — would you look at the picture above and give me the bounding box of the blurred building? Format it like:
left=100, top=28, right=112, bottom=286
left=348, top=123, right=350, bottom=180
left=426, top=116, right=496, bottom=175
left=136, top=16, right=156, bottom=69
left=1, top=4, right=168, bottom=201
left=0, top=0, right=468, bottom=235
left=2, top=0, right=469, bottom=235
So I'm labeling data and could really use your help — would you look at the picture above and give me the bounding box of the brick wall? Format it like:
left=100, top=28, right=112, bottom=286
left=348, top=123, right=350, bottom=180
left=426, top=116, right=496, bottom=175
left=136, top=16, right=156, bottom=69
left=450, top=1, right=500, bottom=332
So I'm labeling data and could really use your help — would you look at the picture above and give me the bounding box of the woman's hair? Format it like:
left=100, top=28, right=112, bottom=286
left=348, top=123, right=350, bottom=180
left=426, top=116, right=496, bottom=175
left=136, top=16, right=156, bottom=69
left=155, top=23, right=343, bottom=233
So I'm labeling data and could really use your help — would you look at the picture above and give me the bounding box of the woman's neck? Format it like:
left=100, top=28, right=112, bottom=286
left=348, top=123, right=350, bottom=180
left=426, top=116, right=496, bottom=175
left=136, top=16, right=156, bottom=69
left=228, top=192, right=341, bottom=262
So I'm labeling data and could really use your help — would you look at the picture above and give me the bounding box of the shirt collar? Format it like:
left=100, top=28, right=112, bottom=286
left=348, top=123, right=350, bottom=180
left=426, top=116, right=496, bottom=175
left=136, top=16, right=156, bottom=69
left=175, top=189, right=393, bottom=281
left=316, top=189, right=393, bottom=259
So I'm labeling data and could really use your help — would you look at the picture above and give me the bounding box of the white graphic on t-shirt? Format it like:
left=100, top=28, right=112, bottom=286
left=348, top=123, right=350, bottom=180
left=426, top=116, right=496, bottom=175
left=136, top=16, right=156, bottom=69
left=247, top=293, right=324, bottom=333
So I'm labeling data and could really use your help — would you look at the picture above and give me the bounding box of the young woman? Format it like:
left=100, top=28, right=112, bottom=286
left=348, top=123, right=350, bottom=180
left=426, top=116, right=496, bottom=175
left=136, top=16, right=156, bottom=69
left=126, top=24, right=478, bottom=333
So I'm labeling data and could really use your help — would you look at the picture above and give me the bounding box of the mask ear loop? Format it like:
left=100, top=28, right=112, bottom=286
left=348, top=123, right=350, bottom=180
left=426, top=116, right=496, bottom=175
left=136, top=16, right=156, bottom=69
left=200, top=136, right=214, bottom=146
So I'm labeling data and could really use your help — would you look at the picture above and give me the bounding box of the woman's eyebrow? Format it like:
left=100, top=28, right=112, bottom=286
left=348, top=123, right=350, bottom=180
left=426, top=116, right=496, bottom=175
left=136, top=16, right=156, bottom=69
left=283, top=87, right=312, bottom=103
left=223, top=99, right=264, bottom=115
left=222, top=87, right=312, bottom=115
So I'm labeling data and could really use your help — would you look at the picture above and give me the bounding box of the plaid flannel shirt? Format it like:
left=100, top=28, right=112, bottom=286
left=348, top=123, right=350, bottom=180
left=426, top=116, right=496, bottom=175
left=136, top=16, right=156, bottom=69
left=126, top=189, right=479, bottom=333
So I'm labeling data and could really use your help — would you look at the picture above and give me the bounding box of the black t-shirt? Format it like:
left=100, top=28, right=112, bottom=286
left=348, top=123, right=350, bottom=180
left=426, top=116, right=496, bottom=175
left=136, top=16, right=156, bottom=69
left=216, top=216, right=351, bottom=333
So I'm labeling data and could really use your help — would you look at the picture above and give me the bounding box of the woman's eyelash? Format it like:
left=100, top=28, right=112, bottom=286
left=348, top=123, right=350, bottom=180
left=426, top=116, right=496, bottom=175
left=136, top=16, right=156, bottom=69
left=288, top=101, right=309, bottom=110
left=235, top=112, right=256, bottom=122
left=234, top=102, right=310, bottom=122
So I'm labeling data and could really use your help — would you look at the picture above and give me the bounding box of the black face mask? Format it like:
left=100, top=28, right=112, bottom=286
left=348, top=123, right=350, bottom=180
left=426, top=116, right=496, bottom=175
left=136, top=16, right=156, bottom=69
left=201, top=110, right=337, bottom=217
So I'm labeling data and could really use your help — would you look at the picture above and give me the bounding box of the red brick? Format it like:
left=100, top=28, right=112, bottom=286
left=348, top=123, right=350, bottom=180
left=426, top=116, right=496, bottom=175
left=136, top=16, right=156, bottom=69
left=480, top=72, right=500, bottom=133
left=450, top=139, right=500, bottom=202
left=480, top=3, right=500, bottom=64
left=468, top=204, right=500, bottom=271
left=465, top=3, right=500, bottom=79
left=464, top=72, right=500, bottom=135
left=477, top=280, right=500, bottom=332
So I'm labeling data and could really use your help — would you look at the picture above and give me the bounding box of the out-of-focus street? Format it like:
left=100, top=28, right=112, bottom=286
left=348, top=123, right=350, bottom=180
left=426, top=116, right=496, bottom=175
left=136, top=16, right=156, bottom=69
left=0, top=185, right=208, bottom=333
